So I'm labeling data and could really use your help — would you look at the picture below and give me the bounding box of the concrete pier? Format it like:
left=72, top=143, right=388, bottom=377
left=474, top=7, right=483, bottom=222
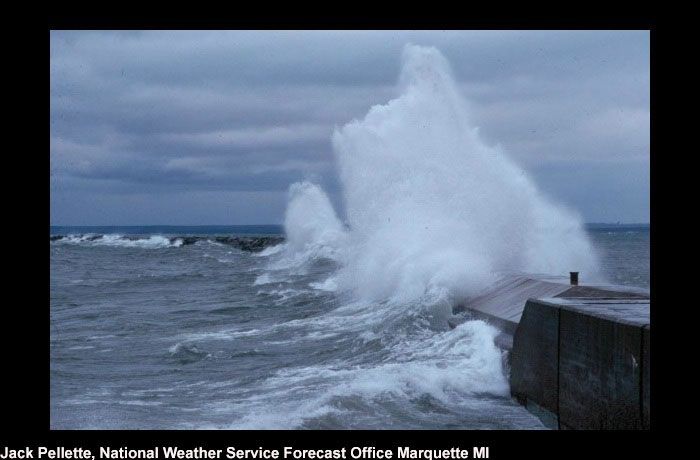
left=452, top=275, right=650, bottom=430
left=510, top=297, right=650, bottom=429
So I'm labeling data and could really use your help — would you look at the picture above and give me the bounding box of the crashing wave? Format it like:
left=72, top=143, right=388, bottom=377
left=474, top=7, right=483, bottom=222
left=278, top=44, right=601, bottom=304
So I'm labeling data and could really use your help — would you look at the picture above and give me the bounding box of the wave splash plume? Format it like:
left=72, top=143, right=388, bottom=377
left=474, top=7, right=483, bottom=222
left=281, top=44, right=600, bottom=303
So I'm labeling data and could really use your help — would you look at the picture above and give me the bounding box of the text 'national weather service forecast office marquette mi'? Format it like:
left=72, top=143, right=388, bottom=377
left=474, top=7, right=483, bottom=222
left=2, top=447, right=490, bottom=460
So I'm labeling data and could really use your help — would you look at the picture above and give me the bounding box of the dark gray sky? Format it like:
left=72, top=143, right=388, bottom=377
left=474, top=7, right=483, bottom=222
left=50, top=31, right=649, bottom=225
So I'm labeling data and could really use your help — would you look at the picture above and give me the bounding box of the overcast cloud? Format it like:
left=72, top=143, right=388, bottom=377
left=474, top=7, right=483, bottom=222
left=50, top=30, right=649, bottom=225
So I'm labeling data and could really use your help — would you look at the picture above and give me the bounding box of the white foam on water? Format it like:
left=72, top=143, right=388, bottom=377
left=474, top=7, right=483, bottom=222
left=225, top=319, right=511, bottom=429
left=253, top=273, right=275, bottom=285
left=256, top=244, right=284, bottom=257
left=172, top=328, right=263, bottom=343
left=309, top=276, right=338, bottom=292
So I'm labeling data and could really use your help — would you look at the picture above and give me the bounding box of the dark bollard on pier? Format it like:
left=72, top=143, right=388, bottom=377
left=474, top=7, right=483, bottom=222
left=569, top=271, right=579, bottom=285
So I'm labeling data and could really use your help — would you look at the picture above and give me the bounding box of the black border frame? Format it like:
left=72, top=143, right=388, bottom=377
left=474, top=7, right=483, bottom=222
left=4, top=8, right=665, bottom=457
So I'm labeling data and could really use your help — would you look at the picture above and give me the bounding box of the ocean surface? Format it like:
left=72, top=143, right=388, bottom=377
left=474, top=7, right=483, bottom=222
left=50, top=224, right=649, bottom=429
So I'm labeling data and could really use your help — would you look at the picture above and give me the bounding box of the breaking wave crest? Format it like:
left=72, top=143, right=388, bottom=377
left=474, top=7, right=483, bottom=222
left=52, top=234, right=182, bottom=249
left=51, top=234, right=283, bottom=251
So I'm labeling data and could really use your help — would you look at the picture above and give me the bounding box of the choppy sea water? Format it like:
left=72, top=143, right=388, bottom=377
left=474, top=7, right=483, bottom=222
left=50, top=225, right=649, bottom=429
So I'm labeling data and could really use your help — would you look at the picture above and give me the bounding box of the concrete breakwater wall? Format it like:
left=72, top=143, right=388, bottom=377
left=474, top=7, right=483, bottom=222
left=453, top=276, right=650, bottom=430
left=510, top=297, right=650, bottom=429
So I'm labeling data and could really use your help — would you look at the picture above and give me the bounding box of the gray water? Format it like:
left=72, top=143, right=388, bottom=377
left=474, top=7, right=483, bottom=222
left=50, top=225, right=649, bottom=429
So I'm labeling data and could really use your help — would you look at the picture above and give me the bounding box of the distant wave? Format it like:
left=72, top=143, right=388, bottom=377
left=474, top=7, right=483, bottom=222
left=50, top=234, right=284, bottom=251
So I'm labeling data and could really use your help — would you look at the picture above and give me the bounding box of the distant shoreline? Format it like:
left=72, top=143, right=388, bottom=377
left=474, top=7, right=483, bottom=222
left=584, top=223, right=650, bottom=229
